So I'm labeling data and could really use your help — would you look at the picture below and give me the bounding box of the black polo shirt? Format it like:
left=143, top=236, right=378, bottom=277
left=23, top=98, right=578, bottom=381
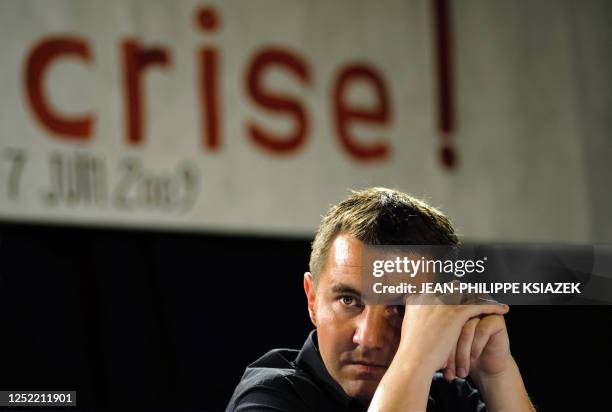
left=226, top=330, right=487, bottom=411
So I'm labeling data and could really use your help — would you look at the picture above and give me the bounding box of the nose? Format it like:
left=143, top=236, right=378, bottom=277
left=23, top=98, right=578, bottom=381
left=352, top=306, right=390, bottom=350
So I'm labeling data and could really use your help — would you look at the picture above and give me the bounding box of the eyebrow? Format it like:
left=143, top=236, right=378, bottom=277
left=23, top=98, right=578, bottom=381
left=331, top=283, right=362, bottom=296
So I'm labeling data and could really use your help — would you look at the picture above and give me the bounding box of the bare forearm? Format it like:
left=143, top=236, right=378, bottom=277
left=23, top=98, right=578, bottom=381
left=472, top=357, right=536, bottom=412
left=368, top=352, right=434, bottom=412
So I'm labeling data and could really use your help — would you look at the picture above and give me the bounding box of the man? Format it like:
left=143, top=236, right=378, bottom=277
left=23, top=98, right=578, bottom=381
left=227, top=187, right=535, bottom=411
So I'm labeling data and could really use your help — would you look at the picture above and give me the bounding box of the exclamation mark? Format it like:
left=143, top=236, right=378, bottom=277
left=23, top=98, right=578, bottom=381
left=433, top=0, right=458, bottom=171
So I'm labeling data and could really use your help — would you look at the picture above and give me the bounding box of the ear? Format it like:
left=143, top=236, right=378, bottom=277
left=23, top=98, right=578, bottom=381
left=303, top=272, right=318, bottom=327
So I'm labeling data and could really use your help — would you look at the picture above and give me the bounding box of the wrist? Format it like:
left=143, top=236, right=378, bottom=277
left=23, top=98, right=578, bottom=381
left=470, top=357, right=536, bottom=412
left=396, top=340, right=441, bottom=376
left=393, top=343, right=440, bottom=379
left=470, top=356, right=517, bottom=388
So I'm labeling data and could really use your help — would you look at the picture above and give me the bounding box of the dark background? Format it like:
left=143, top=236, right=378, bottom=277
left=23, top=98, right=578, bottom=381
left=0, top=221, right=609, bottom=411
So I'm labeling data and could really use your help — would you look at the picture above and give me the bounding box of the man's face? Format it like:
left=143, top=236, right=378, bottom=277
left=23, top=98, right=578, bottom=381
left=304, top=234, right=403, bottom=404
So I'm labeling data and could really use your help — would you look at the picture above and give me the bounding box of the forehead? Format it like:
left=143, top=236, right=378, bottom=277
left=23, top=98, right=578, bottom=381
left=319, top=234, right=362, bottom=286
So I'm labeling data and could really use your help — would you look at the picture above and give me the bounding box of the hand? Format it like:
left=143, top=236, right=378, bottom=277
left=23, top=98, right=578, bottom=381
left=449, top=313, right=511, bottom=382
left=398, top=291, right=510, bottom=381
left=373, top=292, right=533, bottom=412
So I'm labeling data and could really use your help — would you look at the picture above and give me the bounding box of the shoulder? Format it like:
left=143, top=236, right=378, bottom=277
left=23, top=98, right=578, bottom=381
left=226, top=348, right=313, bottom=412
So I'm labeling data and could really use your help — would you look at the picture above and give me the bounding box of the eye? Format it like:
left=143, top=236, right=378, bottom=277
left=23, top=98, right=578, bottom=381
left=340, top=295, right=355, bottom=306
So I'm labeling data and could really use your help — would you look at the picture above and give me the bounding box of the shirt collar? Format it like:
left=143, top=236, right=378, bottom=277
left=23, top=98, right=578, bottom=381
left=295, top=330, right=367, bottom=411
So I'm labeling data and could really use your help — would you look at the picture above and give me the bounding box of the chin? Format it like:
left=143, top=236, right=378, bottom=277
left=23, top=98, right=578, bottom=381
left=344, top=380, right=379, bottom=403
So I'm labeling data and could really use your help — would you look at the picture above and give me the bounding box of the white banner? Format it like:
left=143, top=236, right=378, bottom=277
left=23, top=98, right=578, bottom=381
left=0, top=0, right=610, bottom=243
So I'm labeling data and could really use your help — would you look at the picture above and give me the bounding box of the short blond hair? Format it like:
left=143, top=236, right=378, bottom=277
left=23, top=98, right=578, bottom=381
left=309, top=187, right=458, bottom=284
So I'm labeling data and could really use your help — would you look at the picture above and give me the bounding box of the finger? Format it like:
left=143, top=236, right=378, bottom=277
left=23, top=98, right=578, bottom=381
left=461, top=302, right=509, bottom=321
left=443, top=345, right=457, bottom=382
left=471, top=315, right=507, bottom=361
left=456, top=317, right=479, bottom=378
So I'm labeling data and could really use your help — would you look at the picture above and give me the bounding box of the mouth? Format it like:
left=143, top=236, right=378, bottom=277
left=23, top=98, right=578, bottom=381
left=346, top=361, right=388, bottom=376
